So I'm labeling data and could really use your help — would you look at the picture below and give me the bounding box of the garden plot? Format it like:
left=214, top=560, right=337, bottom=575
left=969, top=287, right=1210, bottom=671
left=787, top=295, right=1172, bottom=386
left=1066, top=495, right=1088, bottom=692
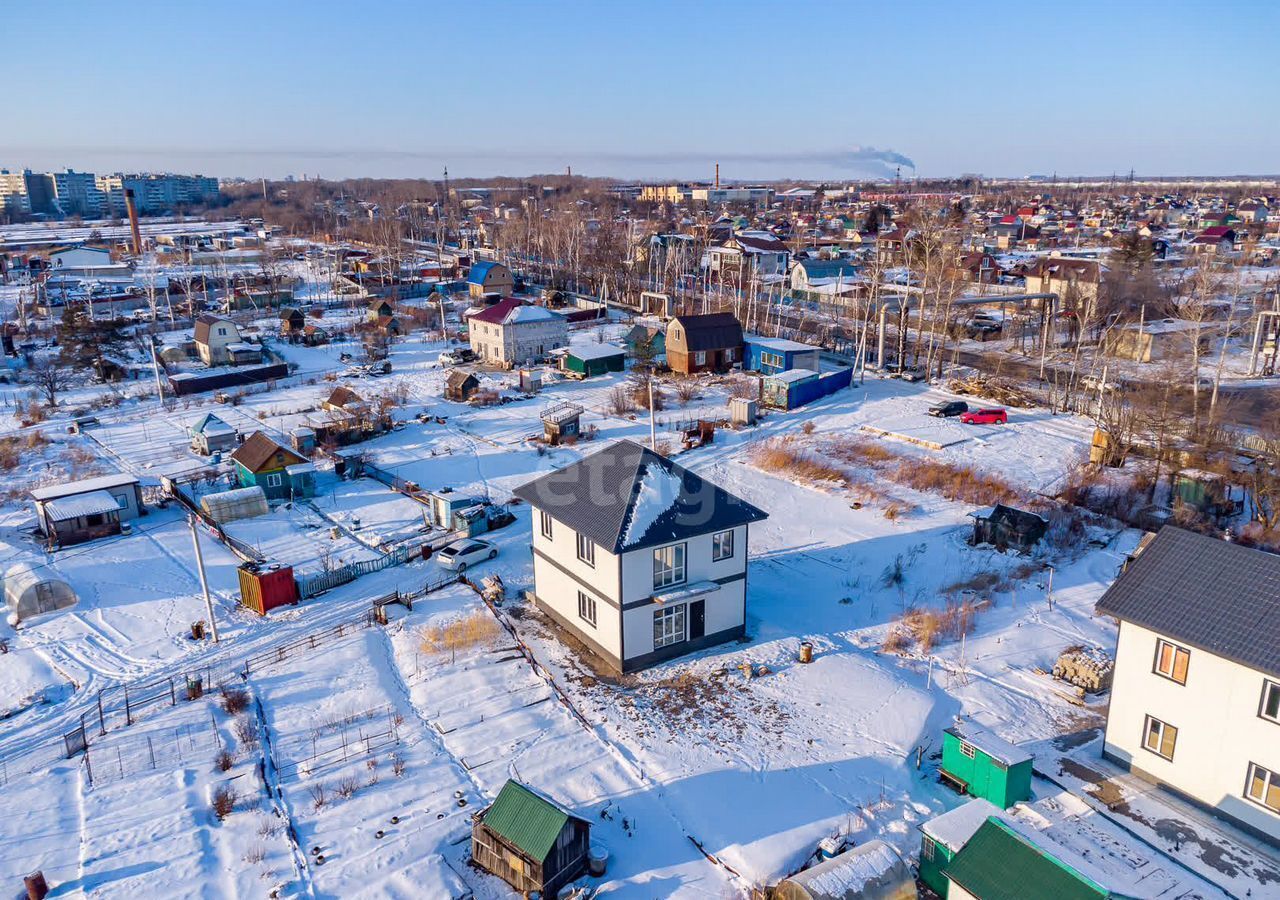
left=222, top=503, right=381, bottom=576
left=86, top=413, right=210, bottom=479
left=0, top=690, right=297, bottom=899
left=252, top=625, right=477, bottom=899
left=7, top=508, right=246, bottom=692
left=309, top=477, right=430, bottom=550
left=386, top=584, right=738, bottom=898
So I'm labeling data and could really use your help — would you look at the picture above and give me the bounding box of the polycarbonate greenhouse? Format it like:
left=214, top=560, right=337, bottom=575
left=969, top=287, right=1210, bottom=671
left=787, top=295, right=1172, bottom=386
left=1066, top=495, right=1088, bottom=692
left=199, top=486, right=270, bottom=524
left=5, top=564, right=78, bottom=624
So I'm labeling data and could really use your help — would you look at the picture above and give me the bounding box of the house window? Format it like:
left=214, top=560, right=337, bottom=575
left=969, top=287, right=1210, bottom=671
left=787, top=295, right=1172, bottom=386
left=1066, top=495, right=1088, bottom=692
left=1142, top=715, right=1178, bottom=761
left=1261, top=680, right=1280, bottom=725
left=653, top=543, right=686, bottom=589
left=265, top=473, right=283, bottom=488
left=725, top=347, right=735, bottom=362
left=712, top=529, right=734, bottom=561
left=1247, top=763, right=1280, bottom=813
left=694, top=351, right=706, bottom=366
left=539, top=510, right=553, bottom=540
left=761, top=351, right=784, bottom=369
left=653, top=604, right=686, bottom=648
left=922, top=837, right=936, bottom=862
left=576, top=532, right=595, bottom=567
left=577, top=591, right=597, bottom=628
left=116, top=495, right=128, bottom=509
left=959, top=741, right=976, bottom=760
left=1154, top=639, right=1190, bottom=684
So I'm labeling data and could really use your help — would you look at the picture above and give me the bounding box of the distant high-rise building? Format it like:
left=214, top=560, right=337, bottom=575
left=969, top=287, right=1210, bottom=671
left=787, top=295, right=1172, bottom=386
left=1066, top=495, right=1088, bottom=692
left=49, top=168, right=105, bottom=217
left=0, top=169, right=32, bottom=215
left=98, top=173, right=221, bottom=215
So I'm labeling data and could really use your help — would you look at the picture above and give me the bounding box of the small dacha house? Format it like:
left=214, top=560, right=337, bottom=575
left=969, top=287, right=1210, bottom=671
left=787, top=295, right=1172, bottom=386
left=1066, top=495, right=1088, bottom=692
left=967, top=504, right=1047, bottom=552
left=665, top=312, right=743, bottom=375
left=229, top=432, right=315, bottom=500
left=471, top=779, right=590, bottom=897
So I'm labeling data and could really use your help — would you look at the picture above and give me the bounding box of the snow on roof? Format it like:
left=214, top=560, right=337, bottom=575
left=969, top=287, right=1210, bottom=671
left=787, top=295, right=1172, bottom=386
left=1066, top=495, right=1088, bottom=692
left=44, top=490, right=122, bottom=522
left=653, top=580, right=721, bottom=605
left=784, top=840, right=907, bottom=896
left=620, top=459, right=685, bottom=549
left=921, top=797, right=1003, bottom=852
left=744, top=334, right=819, bottom=353
left=30, top=473, right=138, bottom=502
left=947, top=723, right=1032, bottom=766
left=569, top=342, right=625, bottom=361
left=765, top=368, right=819, bottom=385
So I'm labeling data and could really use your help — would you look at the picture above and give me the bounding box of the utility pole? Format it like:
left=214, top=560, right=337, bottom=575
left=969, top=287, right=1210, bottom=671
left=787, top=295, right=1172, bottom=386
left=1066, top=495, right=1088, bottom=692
left=188, top=515, right=220, bottom=643
left=148, top=337, right=165, bottom=404
left=649, top=378, right=657, bottom=451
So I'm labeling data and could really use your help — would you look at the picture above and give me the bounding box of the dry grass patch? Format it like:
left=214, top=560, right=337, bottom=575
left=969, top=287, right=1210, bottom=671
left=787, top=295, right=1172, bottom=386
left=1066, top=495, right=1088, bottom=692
left=419, top=611, right=502, bottom=657
left=752, top=438, right=845, bottom=484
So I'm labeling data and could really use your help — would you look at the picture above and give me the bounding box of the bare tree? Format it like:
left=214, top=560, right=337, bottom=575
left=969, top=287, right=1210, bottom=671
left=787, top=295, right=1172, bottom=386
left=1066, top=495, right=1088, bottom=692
left=29, top=359, right=73, bottom=407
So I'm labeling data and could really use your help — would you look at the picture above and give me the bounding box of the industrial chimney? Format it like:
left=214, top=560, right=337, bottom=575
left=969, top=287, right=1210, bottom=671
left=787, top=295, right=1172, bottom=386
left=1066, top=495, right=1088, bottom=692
left=715, top=163, right=720, bottom=189
left=123, top=189, right=143, bottom=256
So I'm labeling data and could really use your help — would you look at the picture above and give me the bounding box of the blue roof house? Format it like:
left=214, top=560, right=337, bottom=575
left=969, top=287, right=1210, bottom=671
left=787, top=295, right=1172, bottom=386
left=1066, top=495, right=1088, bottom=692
left=743, top=334, right=822, bottom=376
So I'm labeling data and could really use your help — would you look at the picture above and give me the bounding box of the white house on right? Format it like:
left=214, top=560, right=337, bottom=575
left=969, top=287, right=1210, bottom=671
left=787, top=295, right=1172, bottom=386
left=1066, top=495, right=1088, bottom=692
left=1096, top=526, right=1280, bottom=845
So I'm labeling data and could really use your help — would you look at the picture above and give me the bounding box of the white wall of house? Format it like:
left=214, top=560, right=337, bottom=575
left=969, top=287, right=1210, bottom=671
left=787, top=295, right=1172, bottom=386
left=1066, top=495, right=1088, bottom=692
left=1104, top=619, right=1280, bottom=842
left=530, top=508, right=624, bottom=661
left=529, top=508, right=749, bottom=670
left=470, top=318, right=567, bottom=367
left=199, top=320, right=243, bottom=365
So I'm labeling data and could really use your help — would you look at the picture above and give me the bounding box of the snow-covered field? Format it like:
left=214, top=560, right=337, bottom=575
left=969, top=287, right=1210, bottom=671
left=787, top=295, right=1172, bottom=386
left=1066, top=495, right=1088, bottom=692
left=0, top=320, right=1272, bottom=898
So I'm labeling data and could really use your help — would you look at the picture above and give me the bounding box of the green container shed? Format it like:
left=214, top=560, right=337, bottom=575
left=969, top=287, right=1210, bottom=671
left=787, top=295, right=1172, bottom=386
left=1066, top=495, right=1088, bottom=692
left=919, top=798, right=1002, bottom=898
left=940, top=724, right=1033, bottom=809
left=564, top=343, right=626, bottom=378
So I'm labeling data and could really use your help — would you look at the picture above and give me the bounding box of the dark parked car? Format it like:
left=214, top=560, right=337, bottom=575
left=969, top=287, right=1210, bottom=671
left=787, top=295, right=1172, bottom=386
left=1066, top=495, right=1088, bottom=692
left=928, top=400, right=969, bottom=418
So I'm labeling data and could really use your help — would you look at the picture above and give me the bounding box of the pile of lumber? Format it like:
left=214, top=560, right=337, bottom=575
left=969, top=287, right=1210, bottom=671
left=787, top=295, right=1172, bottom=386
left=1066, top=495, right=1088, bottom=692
left=945, top=375, right=1037, bottom=408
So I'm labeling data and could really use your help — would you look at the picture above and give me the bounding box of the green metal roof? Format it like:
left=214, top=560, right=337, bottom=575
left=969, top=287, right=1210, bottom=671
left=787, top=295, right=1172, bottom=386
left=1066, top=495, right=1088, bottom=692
left=481, top=780, right=575, bottom=861
left=943, top=818, right=1110, bottom=900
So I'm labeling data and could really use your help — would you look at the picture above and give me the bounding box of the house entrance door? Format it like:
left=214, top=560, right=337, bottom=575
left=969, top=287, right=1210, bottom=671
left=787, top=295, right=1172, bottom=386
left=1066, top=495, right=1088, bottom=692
left=689, top=599, right=705, bottom=640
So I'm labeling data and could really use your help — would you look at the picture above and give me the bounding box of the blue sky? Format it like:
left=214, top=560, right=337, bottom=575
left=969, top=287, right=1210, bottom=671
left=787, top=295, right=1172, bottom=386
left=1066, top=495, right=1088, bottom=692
left=3, top=0, right=1275, bottom=180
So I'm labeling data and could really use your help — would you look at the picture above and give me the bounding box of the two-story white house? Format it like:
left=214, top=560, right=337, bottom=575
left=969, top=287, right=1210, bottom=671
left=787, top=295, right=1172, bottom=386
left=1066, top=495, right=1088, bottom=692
left=194, top=314, right=248, bottom=366
left=467, top=298, right=568, bottom=368
left=1096, top=526, right=1280, bottom=846
left=512, top=440, right=768, bottom=673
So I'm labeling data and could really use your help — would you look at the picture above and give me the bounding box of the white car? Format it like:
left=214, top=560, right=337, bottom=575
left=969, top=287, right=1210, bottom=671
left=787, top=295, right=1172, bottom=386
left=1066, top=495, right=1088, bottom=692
left=435, top=539, right=497, bottom=572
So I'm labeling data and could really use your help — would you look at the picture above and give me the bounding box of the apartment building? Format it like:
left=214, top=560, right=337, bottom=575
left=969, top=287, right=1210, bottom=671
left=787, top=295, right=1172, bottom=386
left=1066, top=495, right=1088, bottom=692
left=50, top=169, right=105, bottom=217
left=97, top=173, right=220, bottom=215
left=1096, top=526, right=1280, bottom=845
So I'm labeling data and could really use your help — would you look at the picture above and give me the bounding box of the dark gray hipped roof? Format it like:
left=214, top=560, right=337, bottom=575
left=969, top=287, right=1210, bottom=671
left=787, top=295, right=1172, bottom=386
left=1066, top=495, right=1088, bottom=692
left=1096, top=526, right=1280, bottom=678
left=668, top=313, right=743, bottom=351
left=512, top=439, right=767, bottom=554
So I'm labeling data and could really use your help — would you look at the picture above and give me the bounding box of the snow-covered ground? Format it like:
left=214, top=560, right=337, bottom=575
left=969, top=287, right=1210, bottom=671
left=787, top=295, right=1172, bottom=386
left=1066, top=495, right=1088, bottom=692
left=0, top=319, right=1273, bottom=898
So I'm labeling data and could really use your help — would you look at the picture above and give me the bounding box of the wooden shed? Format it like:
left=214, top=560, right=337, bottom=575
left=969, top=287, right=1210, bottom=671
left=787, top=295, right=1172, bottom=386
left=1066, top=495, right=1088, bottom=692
left=471, top=780, right=590, bottom=897
left=966, top=504, right=1047, bottom=552
left=445, top=369, right=481, bottom=402
left=940, top=725, right=1033, bottom=809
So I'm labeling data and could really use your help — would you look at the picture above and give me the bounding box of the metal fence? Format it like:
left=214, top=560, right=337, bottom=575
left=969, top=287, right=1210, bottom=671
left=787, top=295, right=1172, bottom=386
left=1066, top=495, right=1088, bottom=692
left=297, top=545, right=415, bottom=599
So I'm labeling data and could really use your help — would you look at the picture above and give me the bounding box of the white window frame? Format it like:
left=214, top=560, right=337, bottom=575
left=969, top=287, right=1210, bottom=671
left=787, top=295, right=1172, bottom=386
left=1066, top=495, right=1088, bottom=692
left=1154, top=638, right=1190, bottom=685
left=577, top=590, right=597, bottom=628
left=693, top=350, right=707, bottom=366
left=653, top=543, right=686, bottom=589
left=712, top=529, right=734, bottom=562
left=1246, top=762, right=1280, bottom=814
left=116, top=495, right=129, bottom=509
left=576, top=532, right=595, bottom=567
left=265, top=473, right=283, bottom=488
left=653, top=604, right=686, bottom=649
left=1142, top=715, right=1178, bottom=761
left=539, top=510, right=553, bottom=540
left=1261, top=680, right=1280, bottom=725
